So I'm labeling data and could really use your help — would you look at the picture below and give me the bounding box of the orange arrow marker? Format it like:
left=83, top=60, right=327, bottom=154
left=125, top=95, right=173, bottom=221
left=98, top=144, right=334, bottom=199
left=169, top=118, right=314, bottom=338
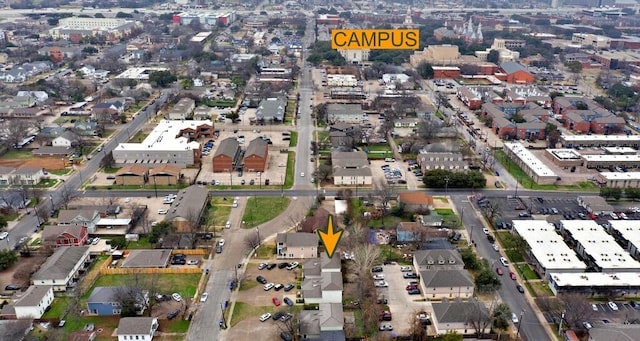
left=318, top=215, right=344, bottom=259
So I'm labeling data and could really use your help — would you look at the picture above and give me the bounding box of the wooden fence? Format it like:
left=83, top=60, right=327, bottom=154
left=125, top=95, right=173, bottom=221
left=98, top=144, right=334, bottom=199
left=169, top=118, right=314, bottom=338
left=171, top=249, right=207, bottom=255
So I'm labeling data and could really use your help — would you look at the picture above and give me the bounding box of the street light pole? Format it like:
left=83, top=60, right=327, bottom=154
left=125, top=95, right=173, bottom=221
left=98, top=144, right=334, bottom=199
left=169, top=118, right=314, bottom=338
left=258, top=172, right=262, bottom=189
left=444, top=177, right=449, bottom=196
left=516, top=309, right=525, bottom=339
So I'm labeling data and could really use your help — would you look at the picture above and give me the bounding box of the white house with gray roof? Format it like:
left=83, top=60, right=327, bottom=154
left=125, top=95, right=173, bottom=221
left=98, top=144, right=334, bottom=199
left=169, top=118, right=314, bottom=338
left=116, top=317, right=158, bottom=341
left=164, top=185, right=210, bottom=232
left=414, top=250, right=474, bottom=299
left=31, top=246, right=91, bottom=291
left=255, top=97, right=286, bottom=123
left=7, top=285, right=54, bottom=319
left=276, top=232, right=318, bottom=259
left=299, top=303, right=345, bottom=340
left=326, top=103, right=366, bottom=124
left=432, top=300, right=488, bottom=335
left=302, top=253, right=343, bottom=304
left=331, top=151, right=372, bottom=186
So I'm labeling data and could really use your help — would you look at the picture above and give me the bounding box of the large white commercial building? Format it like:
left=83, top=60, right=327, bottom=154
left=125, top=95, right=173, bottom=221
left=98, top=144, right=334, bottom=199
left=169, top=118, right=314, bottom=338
left=513, top=220, right=586, bottom=279
left=48, top=17, right=138, bottom=40
left=112, top=120, right=213, bottom=168
left=503, top=142, right=558, bottom=184
left=581, top=154, right=640, bottom=169
left=596, top=172, right=640, bottom=188
left=609, top=220, right=640, bottom=260
left=548, top=272, right=640, bottom=295
left=560, top=220, right=640, bottom=272
left=561, top=134, right=640, bottom=148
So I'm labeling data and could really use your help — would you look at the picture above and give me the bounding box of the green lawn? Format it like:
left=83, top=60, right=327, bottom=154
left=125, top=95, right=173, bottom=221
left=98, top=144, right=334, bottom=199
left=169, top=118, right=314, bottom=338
left=49, top=169, right=71, bottom=176
left=363, top=144, right=393, bottom=159
left=129, top=130, right=149, bottom=143
left=91, top=274, right=201, bottom=299
left=242, top=197, right=290, bottom=228
left=255, top=245, right=276, bottom=259
left=289, top=131, right=298, bottom=147
left=126, top=236, right=153, bottom=249
left=163, top=320, right=191, bottom=333
left=434, top=208, right=454, bottom=215
left=34, top=178, right=60, bottom=188
left=42, top=296, right=71, bottom=319
left=284, top=151, right=295, bottom=189
left=230, top=301, right=281, bottom=327
left=103, top=167, right=121, bottom=173
left=239, top=279, right=259, bottom=291
left=208, top=197, right=233, bottom=227
left=0, top=149, right=33, bottom=159
left=495, top=150, right=599, bottom=191
left=519, top=264, right=540, bottom=280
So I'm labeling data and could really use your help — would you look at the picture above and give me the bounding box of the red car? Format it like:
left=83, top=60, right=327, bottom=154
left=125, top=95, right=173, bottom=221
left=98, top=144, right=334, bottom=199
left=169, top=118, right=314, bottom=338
left=406, top=284, right=418, bottom=290
left=496, top=267, right=503, bottom=276
left=509, top=271, right=517, bottom=280
left=272, top=297, right=281, bottom=306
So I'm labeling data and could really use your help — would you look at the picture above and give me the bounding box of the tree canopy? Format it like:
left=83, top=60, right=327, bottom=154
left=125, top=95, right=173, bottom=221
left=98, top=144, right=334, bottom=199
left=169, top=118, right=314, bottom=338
left=149, top=70, right=177, bottom=87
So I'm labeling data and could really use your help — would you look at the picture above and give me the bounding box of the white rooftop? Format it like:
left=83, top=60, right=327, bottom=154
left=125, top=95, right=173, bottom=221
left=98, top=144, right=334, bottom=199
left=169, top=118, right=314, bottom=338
left=581, top=154, right=640, bottom=162
left=504, top=142, right=557, bottom=177
left=547, top=148, right=581, bottom=160
left=603, top=146, right=637, bottom=154
left=115, top=120, right=210, bottom=152
left=561, top=220, right=640, bottom=271
left=115, top=67, right=169, bottom=80
left=562, top=134, right=640, bottom=142
left=599, top=172, right=640, bottom=180
left=609, top=220, right=640, bottom=252
left=513, top=220, right=586, bottom=271
left=97, top=218, right=132, bottom=225
left=550, top=272, right=640, bottom=288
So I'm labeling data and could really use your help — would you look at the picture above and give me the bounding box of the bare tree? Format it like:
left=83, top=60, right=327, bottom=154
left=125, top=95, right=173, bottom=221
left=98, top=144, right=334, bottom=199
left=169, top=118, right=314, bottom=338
left=4, top=320, right=36, bottom=340
left=483, top=201, right=502, bottom=226
left=59, top=184, right=80, bottom=210
left=244, top=232, right=261, bottom=250
left=184, top=209, right=203, bottom=249
left=559, top=292, right=594, bottom=328
left=1, top=119, right=31, bottom=149
left=351, top=244, right=381, bottom=301
left=407, top=309, right=430, bottom=340
left=416, top=119, right=442, bottom=140
left=274, top=310, right=301, bottom=341
left=373, top=180, right=396, bottom=224
left=466, top=298, right=492, bottom=338
left=434, top=91, right=449, bottom=114
left=114, top=285, right=149, bottom=317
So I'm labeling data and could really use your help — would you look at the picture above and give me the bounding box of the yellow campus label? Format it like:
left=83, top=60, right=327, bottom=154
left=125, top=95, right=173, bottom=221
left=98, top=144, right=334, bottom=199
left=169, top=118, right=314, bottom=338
left=331, top=29, right=419, bottom=50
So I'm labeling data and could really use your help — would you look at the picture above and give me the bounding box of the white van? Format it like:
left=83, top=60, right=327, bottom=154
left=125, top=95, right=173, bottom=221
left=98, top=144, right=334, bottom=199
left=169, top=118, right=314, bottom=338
left=384, top=158, right=395, bottom=162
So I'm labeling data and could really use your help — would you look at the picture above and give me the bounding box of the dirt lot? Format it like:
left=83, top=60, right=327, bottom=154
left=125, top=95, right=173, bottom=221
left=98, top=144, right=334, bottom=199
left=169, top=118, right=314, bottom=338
left=0, top=255, right=48, bottom=295
left=0, top=157, right=65, bottom=171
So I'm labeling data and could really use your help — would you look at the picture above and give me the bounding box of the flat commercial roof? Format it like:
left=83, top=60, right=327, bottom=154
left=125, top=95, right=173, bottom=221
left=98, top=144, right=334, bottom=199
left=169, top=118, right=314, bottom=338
left=609, top=220, right=640, bottom=252
left=115, top=120, right=211, bottom=152
left=547, top=148, right=581, bottom=160
left=550, top=272, right=640, bottom=288
left=562, top=134, right=640, bottom=142
left=504, top=142, right=557, bottom=177
left=604, top=147, right=637, bottom=154
left=582, top=154, right=640, bottom=162
left=115, top=67, right=169, bottom=80
left=561, top=220, right=640, bottom=271
left=599, top=172, right=640, bottom=180
left=513, top=220, right=586, bottom=272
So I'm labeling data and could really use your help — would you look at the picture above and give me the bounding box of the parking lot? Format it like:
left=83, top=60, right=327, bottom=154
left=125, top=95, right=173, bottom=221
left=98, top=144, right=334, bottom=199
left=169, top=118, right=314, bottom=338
left=376, top=264, right=433, bottom=335
left=196, top=127, right=291, bottom=186
left=226, top=260, right=300, bottom=341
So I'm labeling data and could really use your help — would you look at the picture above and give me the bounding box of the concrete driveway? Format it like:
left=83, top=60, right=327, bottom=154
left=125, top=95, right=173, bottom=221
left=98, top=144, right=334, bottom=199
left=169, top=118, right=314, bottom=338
left=380, top=264, right=432, bottom=335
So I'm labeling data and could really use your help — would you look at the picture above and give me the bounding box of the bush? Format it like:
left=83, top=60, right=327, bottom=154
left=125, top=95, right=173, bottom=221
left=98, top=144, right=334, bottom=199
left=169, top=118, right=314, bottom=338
left=423, top=169, right=486, bottom=188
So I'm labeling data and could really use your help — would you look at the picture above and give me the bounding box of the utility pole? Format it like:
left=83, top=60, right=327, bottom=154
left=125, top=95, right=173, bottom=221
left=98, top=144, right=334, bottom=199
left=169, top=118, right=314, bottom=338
left=516, top=309, right=525, bottom=339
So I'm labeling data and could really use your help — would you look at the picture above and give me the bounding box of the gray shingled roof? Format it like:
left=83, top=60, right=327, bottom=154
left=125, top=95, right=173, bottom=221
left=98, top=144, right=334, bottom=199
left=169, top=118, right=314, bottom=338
left=414, top=250, right=463, bottom=266
left=331, top=151, right=369, bottom=168
left=432, top=301, right=488, bottom=323
left=120, top=249, right=172, bottom=268
left=13, top=285, right=52, bottom=307
left=32, top=246, right=90, bottom=281
left=276, top=232, right=317, bottom=248
left=500, top=61, right=528, bottom=75
left=87, top=286, right=121, bottom=303
left=214, top=138, right=240, bottom=158
left=116, top=317, right=157, bottom=336
left=165, top=185, right=209, bottom=222
left=244, top=138, right=267, bottom=159
left=419, top=269, right=474, bottom=288
left=256, top=97, right=286, bottom=121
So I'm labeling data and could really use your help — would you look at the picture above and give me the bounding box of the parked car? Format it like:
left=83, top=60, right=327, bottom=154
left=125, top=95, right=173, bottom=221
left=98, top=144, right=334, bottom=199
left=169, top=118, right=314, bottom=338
left=266, top=263, right=277, bottom=270
left=511, top=313, right=519, bottom=324
left=496, top=267, right=503, bottom=275
left=167, top=310, right=179, bottom=320
left=256, top=276, right=267, bottom=284
left=516, top=285, right=525, bottom=293
left=258, top=263, right=267, bottom=270
left=274, top=283, right=284, bottom=291
left=509, top=272, right=517, bottom=280
left=284, top=297, right=294, bottom=306
left=200, top=293, right=208, bottom=302
left=5, top=284, right=21, bottom=290
left=400, top=266, right=412, bottom=272
left=608, top=301, right=619, bottom=311
left=408, top=288, right=421, bottom=295
left=259, top=313, right=271, bottom=322
left=272, top=297, right=281, bottom=306
left=283, top=284, right=295, bottom=292
left=264, top=283, right=275, bottom=291
left=378, top=324, right=393, bottom=331
left=286, top=262, right=299, bottom=270
left=278, top=262, right=289, bottom=269
left=500, top=257, right=509, bottom=266
left=172, top=293, right=182, bottom=302
left=403, top=272, right=418, bottom=279
left=372, top=266, right=383, bottom=273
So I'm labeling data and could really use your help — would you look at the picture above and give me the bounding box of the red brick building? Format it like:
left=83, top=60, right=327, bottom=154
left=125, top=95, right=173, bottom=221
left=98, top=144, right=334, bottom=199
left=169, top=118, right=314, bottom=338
left=243, top=138, right=268, bottom=172
left=457, top=87, right=482, bottom=110
left=432, top=66, right=461, bottom=79
left=496, top=62, right=534, bottom=84
left=212, top=138, right=240, bottom=172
